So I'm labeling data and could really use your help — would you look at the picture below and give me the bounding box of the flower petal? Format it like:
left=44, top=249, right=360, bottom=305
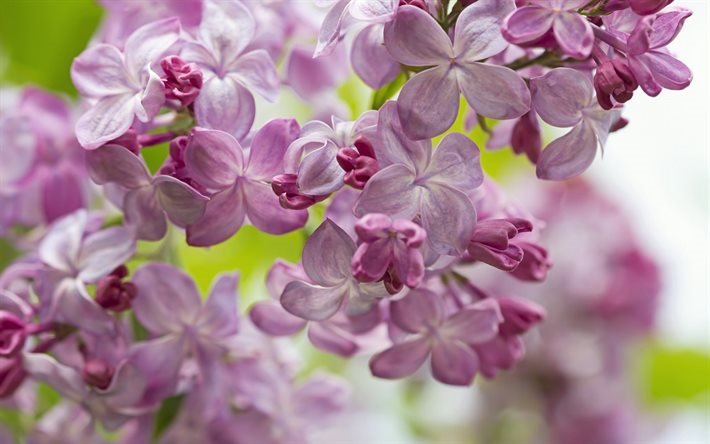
left=22, top=353, right=84, bottom=402
left=249, top=300, right=307, bottom=336
left=86, top=144, right=151, bottom=189
left=383, top=5, right=453, bottom=66
left=129, top=335, right=186, bottom=405
left=457, top=62, right=530, bottom=120
left=530, top=67, right=591, bottom=127
left=71, top=44, right=131, bottom=98
left=441, top=298, right=502, bottom=344
left=297, top=140, right=344, bottom=195
left=246, top=118, right=300, bottom=181
left=197, top=273, right=240, bottom=339
left=645, top=51, right=692, bottom=90
left=454, top=0, right=515, bottom=60
left=194, top=76, right=255, bottom=140
left=553, top=12, right=594, bottom=59
left=77, top=226, right=136, bottom=283
left=54, top=279, right=116, bottom=335
left=123, top=187, right=167, bottom=241
left=369, top=337, right=430, bottom=379
left=302, top=219, right=355, bottom=286
left=153, top=176, right=209, bottom=226
left=198, top=0, right=255, bottom=64
left=39, top=210, right=87, bottom=273
left=315, top=0, right=351, bottom=57
left=390, top=288, right=443, bottom=333
left=76, top=93, right=138, bottom=150
left=281, top=281, right=348, bottom=321
left=536, top=121, right=598, bottom=180
left=242, top=179, right=307, bottom=234
left=354, top=164, right=420, bottom=220
left=376, top=101, right=432, bottom=172
left=501, top=6, right=554, bottom=45
left=186, top=128, right=243, bottom=190
left=308, top=323, right=359, bottom=357
left=132, top=263, right=202, bottom=334
left=430, top=340, right=479, bottom=385
left=349, top=0, right=398, bottom=22
left=351, top=24, right=400, bottom=89
left=420, top=184, right=476, bottom=255
left=426, top=133, right=483, bottom=192
left=41, top=168, right=86, bottom=224
left=124, top=17, right=181, bottom=75
left=186, top=184, right=246, bottom=247
left=229, top=50, right=280, bottom=102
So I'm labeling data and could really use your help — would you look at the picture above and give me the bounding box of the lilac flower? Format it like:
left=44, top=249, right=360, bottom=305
left=624, top=10, right=692, bottom=97
left=72, top=18, right=180, bottom=149
left=184, top=120, right=307, bottom=246
left=86, top=144, right=208, bottom=241
left=531, top=68, right=621, bottom=180
left=36, top=210, right=135, bottom=333
left=354, top=102, right=483, bottom=255
left=384, top=1, right=530, bottom=139
left=370, top=289, right=502, bottom=385
left=131, top=263, right=240, bottom=371
left=629, top=0, right=674, bottom=15
left=250, top=261, right=309, bottom=336
left=351, top=213, right=427, bottom=293
left=467, top=218, right=533, bottom=271
left=502, top=0, right=594, bottom=59
left=351, top=24, right=400, bottom=89
left=182, top=0, right=279, bottom=140
left=281, top=219, right=387, bottom=322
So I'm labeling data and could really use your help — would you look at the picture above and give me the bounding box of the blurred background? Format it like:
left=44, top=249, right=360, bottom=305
left=0, top=0, right=707, bottom=443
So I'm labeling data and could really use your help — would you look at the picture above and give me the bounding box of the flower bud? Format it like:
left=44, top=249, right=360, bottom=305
left=95, top=266, right=137, bottom=313
left=511, top=112, right=541, bottom=163
left=336, top=136, right=379, bottom=190
left=510, top=242, right=552, bottom=282
left=272, top=173, right=328, bottom=210
left=497, top=296, right=546, bottom=336
left=629, top=0, right=673, bottom=15
left=468, top=218, right=533, bottom=271
left=0, top=312, right=26, bottom=358
left=161, top=56, right=203, bottom=106
left=82, top=357, right=114, bottom=390
left=0, top=356, right=25, bottom=398
left=594, top=58, right=638, bottom=110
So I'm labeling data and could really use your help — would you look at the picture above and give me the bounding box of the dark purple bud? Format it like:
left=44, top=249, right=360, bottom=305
left=0, top=312, right=26, bottom=358
left=0, top=355, right=25, bottom=398
left=95, top=269, right=137, bottom=313
left=336, top=136, right=379, bottom=190
left=82, top=357, right=114, bottom=390
left=468, top=218, right=533, bottom=271
left=629, top=0, right=673, bottom=15
left=159, top=136, right=208, bottom=194
left=497, top=296, right=545, bottom=336
left=511, top=112, right=542, bottom=164
left=272, top=173, right=329, bottom=210
left=510, top=242, right=552, bottom=282
left=594, top=58, right=638, bottom=110
left=161, top=56, right=203, bottom=106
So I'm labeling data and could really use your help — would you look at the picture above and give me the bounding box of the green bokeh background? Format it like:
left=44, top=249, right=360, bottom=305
left=0, top=0, right=708, bottom=440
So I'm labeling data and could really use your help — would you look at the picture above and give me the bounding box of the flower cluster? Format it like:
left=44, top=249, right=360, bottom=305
left=0, top=0, right=691, bottom=440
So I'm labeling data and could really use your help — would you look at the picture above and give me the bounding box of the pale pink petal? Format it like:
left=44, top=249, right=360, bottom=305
left=351, top=24, right=400, bottom=89
left=129, top=335, right=186, bottom=405
left=454, top=0, right=515, bottom=60
left=76, top=93, right=138, bottom=150
left=134, top=69, right=165, bottom=122
left=293, top=373, right=350, bottom=422
left=123, top=187, right=167, bottom=241
left=71, top=44, right=132, bottom=98
left=426, top=133, right=483, bottom=192
left=315, top=0, right=351, bottom=57
left=383, top=5, right=453, bottom=66
left=41, top=169, right=85, bottom=223
left=354, top=164, right=420, bottom=220
left=229, top=50, right=280, bottom=102
left=132, top=263, right=202, bottom=334
left=430, top=341, right=479, bottom=385
left=302, top=219, right=355, bottom=286
left=153, top=175, right=209, bottom=226
left=77, top=226, right=136, bottom=282
left=645, top=51, right=692, bottom=90
left=441, top=299, right=502, bottom=343
left=369, top=337, right=430, bottom=379
left=86, top=144, right=151, bottom=189
left=194, top=76, right=255, bottom=140
left=457, top=62, right=530, bottom=120
left=124, top=17, right=181, bottom=74
left=308, top=323, right=358, bottom=357
left=246, top=118, right=300, bottom=181
left=249, top=300, right=307, bottom=336
left=242, top=179, right=307, bottom=234
left=297, top=140, right=344, bottom=195
left=186, top=184, right=246, bottom=246
left=376, top=101, right=432, bottom=172
left=0, top=116, right=35, bottom=186
left=536, top=121, right=598, bottom=180
left=38, top=210, right=87, bottom=272
left=390, top=288, right=443, bottom=333
left=22, top=353, right=85, bottom=402
left=198, top=0, right=255, bottom=64
left=501, top=6, right=554, bottom=45
left=266, top=260, right=310, bottom=298
left=54, top=279, right=116, bottom=335
left=185, top=128, right=244, bottom=189
left=553, top=12, right=594, bottom=59
left=420, top=184, right=476, bottom=255
left=349, top=0, right=398, bottom=22
left=281, top=281, right=349, bottom=321
left=530, top=67, right=592, bottom=127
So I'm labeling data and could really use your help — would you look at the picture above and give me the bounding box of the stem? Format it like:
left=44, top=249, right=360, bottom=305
left=592, top=25, right=627, bottom=52
left=138, top=132, right=175, bottom=148
left=505, top=51, right=559, bottom=71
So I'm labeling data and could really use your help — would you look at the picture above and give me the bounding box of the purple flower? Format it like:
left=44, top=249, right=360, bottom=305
left=384, top=1, right=530, bottom=139
left=131, top=263, right=240, bottom=370
left=87, top=144, right=208, bottom=241
left=370, top=289, right=502, bottom=385
left=624, top=9, right=692, bottom=97
left=281, top=220, right=387, bottom=321
left=351, top=213, right=426, bottom=293
left=354, top=102, right=483, bottom=255
left=36, top=210, right=135, bottom=333
left=629, top=0, right=673, bottom=15
left=510, top=241, right=552, bottom=281
left=531, top=68, right=621, bottom=180
left=94, top=265, right=137, bottom=313
left=184, top=120, right=307, bottom=246
left=72, top=18, right=180, bottom=149
left=160, top=56, right=203, bottom=106
left=0, top=311, right=26, bottom=358
left=181, top=0, right=279, bottom=139
left=502, top=0, right=594, bottom=59
left=467, top=218, right=533, bottom=271
left=351, top=24, right=400, bottom=89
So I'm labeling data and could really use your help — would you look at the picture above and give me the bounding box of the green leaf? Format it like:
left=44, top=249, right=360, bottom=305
left=370, top=72, right=407, bottom=110
left=634, top=341, right=710, bottom=408
left=35, top=383, right=61, bottom=419
left=152, top=394, right=185, bottom=441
